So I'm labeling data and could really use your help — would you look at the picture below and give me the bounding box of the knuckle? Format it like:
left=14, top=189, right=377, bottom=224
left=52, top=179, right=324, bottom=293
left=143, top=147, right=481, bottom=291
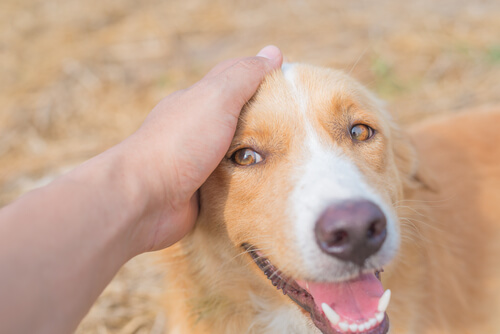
left=235, top=57, right=268, bottom=73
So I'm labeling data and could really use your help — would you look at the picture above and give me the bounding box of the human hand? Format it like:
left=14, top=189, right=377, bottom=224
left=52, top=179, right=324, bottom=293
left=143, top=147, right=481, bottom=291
left=0, top=46, right=282, bottom=334
left=120, top=46, right=283, bottom=253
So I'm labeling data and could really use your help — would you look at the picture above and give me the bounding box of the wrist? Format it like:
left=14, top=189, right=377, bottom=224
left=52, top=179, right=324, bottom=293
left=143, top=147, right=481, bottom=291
left=107, top=135, right=196, bottom=256
left=65, top=143, right=157, bottom=260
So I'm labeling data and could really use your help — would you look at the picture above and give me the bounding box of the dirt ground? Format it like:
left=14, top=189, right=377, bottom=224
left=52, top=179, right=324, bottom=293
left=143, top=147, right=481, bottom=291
left=1, top=0, right=499, bottom=333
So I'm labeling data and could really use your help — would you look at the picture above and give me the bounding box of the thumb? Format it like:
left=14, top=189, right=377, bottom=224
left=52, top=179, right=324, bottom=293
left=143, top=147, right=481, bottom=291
left=204, top=45, right=283, bottom=80
left=198, top=45, right=283, bottom=117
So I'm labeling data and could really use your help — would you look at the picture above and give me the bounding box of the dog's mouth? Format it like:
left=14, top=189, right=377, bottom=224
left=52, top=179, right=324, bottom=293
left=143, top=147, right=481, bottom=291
left=242, top=243, right=390, bottom=334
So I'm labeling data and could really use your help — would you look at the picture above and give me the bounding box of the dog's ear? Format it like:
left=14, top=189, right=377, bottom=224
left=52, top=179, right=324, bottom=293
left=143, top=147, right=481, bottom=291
left=390, top=120, right=438, bottom=193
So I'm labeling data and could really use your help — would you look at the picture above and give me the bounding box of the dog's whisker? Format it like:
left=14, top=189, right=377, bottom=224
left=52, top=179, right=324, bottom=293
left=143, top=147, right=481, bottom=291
left=347, top=46, right=370, bottom=76
left=393, top=195, right=457, bottom=210
left=393, top=197, right=454, bottom=205
left=395, top=205, right=430, bottom=219
left=399, top=216, right=445, bottom=234
left=399, top=216, right=464, bottom=253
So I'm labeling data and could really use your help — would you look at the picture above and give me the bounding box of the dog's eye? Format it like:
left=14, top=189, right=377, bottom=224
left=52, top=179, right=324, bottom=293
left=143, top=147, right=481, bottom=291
left=232, top=148, right=263, bottom=166
left=350, top=124, right=375, bottom=142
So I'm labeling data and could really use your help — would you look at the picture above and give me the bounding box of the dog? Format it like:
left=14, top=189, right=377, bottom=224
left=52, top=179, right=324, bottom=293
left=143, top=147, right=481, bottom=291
left=162, top=63, right=500, bottom=334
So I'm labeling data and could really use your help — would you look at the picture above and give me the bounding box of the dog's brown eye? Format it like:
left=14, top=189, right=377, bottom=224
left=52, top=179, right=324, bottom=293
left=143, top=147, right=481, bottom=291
left=232, top=148, right=263, bottom=166
left=350, top=124, right=374, bottom=142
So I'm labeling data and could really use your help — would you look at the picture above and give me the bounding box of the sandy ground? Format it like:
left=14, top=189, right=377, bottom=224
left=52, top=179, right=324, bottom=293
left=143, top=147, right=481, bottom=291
left=1, top=0, right=499, bottom=333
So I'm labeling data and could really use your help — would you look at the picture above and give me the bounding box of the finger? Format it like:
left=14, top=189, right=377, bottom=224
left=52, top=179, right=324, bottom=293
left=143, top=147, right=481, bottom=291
left=203, top=45, right=283, bottom=80
left=255, top=45, right=283, bottom=65
left=200, top=45, right=283, bottom=116
left=203, top=57, right=245, bottom=80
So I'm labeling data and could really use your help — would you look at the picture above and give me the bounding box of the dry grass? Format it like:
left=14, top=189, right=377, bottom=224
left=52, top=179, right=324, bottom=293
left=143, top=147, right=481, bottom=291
left=1, top=0, right=499, bottom=333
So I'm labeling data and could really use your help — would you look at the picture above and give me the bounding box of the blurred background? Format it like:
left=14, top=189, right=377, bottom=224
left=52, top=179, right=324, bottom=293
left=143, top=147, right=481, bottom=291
left=1, top=0, right=499, bottom=333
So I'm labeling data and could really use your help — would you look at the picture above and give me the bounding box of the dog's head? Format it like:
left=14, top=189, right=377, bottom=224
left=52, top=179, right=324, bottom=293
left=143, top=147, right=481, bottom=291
left=199, top=64, right=417, bottom=334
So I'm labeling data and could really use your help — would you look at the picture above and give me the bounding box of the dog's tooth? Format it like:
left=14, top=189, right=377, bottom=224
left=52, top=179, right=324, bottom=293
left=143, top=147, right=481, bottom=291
left=338, top=322, right=349, bottom=332
left=358, top=323, right=366, bottom=331
left=306, top=282, right=310, bottom=290
left=368, top=318, right=377, bottom=328
left=321, top=303, right=340, bottom=325
left=375, top=312, right=384, bottom=323
left=349, top=323, right=358, bottom=332
left=377, top=289, right=391, bottom=313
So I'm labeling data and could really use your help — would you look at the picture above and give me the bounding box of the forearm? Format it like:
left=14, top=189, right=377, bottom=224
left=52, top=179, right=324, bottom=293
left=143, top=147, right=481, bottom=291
left=0, top=145, right=151, bottom=334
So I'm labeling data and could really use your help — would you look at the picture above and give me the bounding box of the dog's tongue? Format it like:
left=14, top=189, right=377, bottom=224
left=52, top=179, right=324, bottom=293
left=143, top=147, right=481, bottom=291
left=298, top=273, right=383, bottom=321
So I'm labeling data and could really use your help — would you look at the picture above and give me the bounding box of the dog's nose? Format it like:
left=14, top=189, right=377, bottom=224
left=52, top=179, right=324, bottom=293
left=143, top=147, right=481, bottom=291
left=314, top=200, right=387, bottom=265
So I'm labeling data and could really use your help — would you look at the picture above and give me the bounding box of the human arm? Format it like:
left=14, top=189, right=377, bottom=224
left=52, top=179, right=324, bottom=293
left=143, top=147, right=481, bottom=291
left=0, top=46, right=283, bottom=334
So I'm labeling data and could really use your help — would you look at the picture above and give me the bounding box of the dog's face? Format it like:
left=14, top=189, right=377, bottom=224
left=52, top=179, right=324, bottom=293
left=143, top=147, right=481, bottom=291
left=200, top=64, right=415, bottom=334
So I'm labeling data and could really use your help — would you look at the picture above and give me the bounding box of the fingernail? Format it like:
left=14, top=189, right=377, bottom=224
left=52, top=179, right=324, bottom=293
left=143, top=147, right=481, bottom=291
left=256, top=45, right=281, bottom=60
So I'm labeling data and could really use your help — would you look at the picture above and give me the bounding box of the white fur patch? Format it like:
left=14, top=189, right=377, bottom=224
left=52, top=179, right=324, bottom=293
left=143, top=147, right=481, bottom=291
left=282, top=64, right=399, bottom=281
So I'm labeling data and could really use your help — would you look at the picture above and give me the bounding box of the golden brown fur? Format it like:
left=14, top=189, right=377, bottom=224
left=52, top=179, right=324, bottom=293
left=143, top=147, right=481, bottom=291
left=386, top=108, right=500, bottom=333
left=162, top=64, right=500, bottom=334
